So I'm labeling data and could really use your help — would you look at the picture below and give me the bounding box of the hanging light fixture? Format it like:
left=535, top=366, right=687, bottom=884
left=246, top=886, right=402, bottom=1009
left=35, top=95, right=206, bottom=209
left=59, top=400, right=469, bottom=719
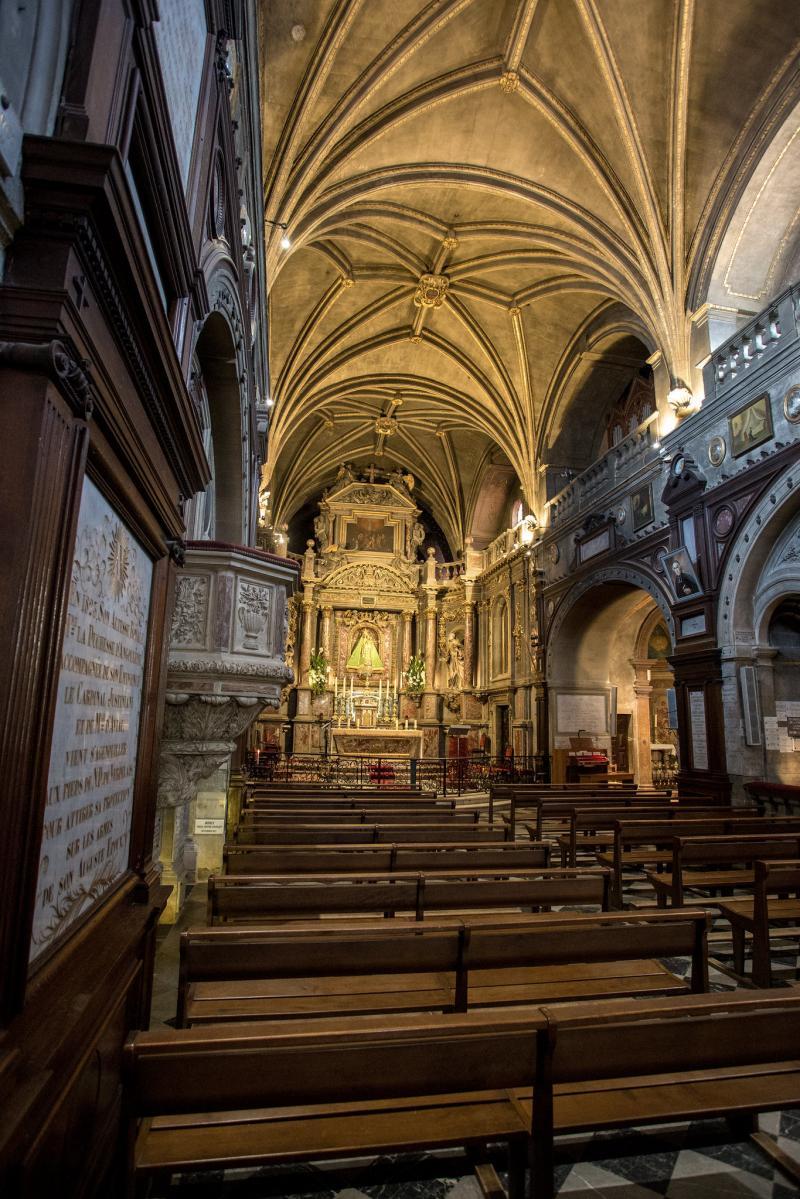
left=266, top=218, right=291, bottom=250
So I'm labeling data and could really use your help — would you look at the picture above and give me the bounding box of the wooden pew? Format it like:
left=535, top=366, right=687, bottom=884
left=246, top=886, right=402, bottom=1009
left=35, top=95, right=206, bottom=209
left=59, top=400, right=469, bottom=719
left=124, top=1008, right=539, bottom=1194
left=246, top=785, right=433, bottom=800
left=597, top=814, right=785, bottom=907
left=223, top=841, right=552, bottom=875
left=528, top=990, right=800, bottom=1199
left=176, top=909, right=708, bottom=1027
left=716, top=858, right=800, bottom=987
left=233, top=823, right=512, bottom=845
left=646, top=833, right=800, bottom=906
left=245, top=795, right=455, bottom=812
left=516, top=792, right=676, bottom=840
left=492, top=784, right=640, bottom=828
left=206, top=867, right=611, bottom=925
left=237, top=808, right=481, bottom=826
left=559, top=806, right=759, bottom=870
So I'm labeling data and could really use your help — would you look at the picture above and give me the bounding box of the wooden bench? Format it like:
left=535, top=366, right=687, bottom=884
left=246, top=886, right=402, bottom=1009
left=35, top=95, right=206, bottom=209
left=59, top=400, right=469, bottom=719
left=558, top=806, right=759, bottom=870
left=237, top=808, right=481, bottom=826
left=176, top=908, right=708, bottom=1027
left=223, top=841, right=552, bottom=876
left=124, top=1008, right=539, bottom=1195
left=716, top=858, right=800, bottom=987
left=244, top=795, right=455, bottom=812
left=646, top=833, right=800, bottom=906
left=206, top=867, right=611, bottom=924
left=596, top=814, right=783, bottom=907
left=233, top=823, right=512, bottom=845
left=528, top=990, right=800, bottom=1199
left=496, top=786, right=639, bottom=830
left=519, top=793, right=677, bottom=840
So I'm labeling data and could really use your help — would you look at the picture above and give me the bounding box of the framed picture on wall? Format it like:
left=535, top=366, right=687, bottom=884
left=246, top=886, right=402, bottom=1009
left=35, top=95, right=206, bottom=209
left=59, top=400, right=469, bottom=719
left=660, top=545, right=702, bottom=600
left=631, top=482, right=654, bottom=531
left=729, top=392, right=773, bottom=457
left=344, top=516, right=395, bottom=552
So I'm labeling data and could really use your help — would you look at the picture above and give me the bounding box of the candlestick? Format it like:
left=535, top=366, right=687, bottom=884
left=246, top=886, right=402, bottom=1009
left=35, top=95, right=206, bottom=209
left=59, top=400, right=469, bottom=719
left=334, top=675, right=338, bottom=699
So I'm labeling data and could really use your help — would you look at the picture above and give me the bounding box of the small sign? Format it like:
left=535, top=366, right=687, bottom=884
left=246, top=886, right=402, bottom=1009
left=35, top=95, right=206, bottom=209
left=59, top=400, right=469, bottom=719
left=195, top=817, right=225, bottom=835
left=787, top=717, right=800, bottom=739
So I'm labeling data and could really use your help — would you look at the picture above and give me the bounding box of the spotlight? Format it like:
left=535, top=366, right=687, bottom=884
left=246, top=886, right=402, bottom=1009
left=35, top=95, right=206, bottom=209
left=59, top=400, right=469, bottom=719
left=280, top=232, right=291, bottom=251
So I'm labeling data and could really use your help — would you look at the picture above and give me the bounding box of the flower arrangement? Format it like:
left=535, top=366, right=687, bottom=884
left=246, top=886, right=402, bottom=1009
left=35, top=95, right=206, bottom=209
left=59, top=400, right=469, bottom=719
left=308, top=646, right=329, bottom=697
left=405, top=653, right=426, bottom=697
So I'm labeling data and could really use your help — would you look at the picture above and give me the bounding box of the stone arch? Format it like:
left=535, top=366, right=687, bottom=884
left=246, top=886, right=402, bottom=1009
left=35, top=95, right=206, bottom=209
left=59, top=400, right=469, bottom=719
left=546, top=568, right=677, bottom=785
left=546, top=564, right=674, bottom=676
left=715, top=462, right=800, bottom=789
left=192, top=307, right=246, bottom=544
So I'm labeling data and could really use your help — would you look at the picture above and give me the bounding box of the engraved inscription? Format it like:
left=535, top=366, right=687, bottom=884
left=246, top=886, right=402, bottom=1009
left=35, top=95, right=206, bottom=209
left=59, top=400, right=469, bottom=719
left=30, top=478, right=153, bottom=963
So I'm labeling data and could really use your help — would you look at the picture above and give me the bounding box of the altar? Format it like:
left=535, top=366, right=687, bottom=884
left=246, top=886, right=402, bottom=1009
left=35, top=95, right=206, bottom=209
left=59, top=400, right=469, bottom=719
left=331, top=727, right=424, bottom=758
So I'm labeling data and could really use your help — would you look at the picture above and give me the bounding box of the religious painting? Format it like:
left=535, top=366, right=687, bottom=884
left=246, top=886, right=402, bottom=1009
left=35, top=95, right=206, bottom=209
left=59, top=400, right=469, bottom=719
left=660, top=545, right=702, bottom=600
left=729, top=392, right=773, bottom=457
left=345, top=516, right=395, bottom=552
left=631, top=482, right=654, bottom=531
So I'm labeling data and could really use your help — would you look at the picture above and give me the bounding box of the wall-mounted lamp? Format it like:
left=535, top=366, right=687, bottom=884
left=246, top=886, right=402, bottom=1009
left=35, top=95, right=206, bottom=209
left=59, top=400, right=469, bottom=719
left=266, top=218, right=291, bottom=250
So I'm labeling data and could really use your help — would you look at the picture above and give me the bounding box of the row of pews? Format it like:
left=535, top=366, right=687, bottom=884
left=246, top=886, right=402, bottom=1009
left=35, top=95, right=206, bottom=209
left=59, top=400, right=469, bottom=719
left=123, top=778, right=800, bottom=1196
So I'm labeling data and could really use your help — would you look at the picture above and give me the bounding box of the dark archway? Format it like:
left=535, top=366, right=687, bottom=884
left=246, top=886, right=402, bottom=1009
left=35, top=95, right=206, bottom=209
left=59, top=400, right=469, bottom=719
left=194, top=312, right=244, bottom=544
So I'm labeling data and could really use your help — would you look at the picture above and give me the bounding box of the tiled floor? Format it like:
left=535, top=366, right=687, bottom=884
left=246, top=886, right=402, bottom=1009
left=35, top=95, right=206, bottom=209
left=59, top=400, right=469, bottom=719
left=148, top=797, right=800, bottom=1198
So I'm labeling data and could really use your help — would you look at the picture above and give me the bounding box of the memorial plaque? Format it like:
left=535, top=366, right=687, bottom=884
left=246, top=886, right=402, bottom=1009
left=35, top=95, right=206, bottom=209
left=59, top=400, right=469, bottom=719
left=556, top=692, right=607, bottom=733
left=30, top=478, right=153, bottom=964
left=688, top=689, right=708, bottom=771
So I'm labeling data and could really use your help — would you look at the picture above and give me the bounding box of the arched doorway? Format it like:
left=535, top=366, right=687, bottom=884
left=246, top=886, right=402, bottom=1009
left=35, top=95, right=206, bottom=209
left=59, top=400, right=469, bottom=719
left=547, top=581, right=677, bottom=786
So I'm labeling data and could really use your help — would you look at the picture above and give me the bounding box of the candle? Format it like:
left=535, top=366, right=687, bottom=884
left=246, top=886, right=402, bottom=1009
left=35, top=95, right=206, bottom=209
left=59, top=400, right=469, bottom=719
left=378, top=678, right=382, bottom=708
left=404, top=718, right=408, bottom=730
left=395, top=717, right=399, bottom=729
left=414, top=719, right=417, bottom=730
left=334, top=676, right=338, bottom=699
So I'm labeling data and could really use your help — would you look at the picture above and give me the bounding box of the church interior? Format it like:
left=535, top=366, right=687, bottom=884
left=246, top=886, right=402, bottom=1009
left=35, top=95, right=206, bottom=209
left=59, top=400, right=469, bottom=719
left=1, top=1, right=800, bottom=1195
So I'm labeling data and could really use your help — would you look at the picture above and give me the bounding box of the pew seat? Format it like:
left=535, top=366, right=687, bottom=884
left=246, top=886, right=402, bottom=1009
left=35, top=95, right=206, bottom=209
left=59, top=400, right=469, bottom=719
left=526, top=990, right=800, bottom=1199
left=178, top=909, right=706, bottom=1026
left=125, top=1009, right=540, bottom=1193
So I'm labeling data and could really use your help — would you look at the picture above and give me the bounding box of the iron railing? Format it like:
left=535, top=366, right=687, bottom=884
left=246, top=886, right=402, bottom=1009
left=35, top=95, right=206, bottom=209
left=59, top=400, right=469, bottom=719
left=244, top=752, right=550, bottom=795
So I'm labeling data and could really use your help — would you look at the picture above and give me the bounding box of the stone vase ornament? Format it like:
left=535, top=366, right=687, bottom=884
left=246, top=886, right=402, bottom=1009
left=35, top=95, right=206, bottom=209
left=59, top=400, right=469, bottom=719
left=237, top=582, right=271, bottom=649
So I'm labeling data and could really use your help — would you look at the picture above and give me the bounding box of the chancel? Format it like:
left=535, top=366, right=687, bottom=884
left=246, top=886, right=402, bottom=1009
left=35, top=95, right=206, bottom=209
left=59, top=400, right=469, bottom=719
left=1, top=2, right=800, bottom=1197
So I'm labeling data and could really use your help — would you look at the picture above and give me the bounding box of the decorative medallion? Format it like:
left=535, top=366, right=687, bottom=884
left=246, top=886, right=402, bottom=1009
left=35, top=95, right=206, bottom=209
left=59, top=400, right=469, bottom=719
left=784, top=384, right=800, bottom=424
left=374, top=415, right=397, bottom=436
left=713, top=505, right=735, bottom=539
left=707, top=435, right=726, bottom=466
left=670, top=452, right=687, bottom=478
left=616, top=505, right=627, bottom=525
left=546, top=598, right=555, bottom=618
left=413, top=274, right=449, bottom=309
left=547, top=543, right=560, bottom=564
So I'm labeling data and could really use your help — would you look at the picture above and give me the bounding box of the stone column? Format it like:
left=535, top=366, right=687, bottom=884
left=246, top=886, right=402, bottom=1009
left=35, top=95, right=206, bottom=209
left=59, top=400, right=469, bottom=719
left=320, top=605, right=333, bottom=661
left=424, top=599, right=437, bottom=690
left=632, top=662, right=654, bottom=785
left=477, top=599, right=489, bottom=689
left=463, top=586, right=475, bottom=690
left=299, top=597, right=316, bottom=685
left=398, top=610, right=412, bottom=689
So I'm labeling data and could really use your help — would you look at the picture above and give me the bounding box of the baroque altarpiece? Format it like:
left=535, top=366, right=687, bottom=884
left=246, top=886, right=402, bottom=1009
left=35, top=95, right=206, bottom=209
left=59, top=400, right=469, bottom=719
left=259, top=468, right=485, bottom=759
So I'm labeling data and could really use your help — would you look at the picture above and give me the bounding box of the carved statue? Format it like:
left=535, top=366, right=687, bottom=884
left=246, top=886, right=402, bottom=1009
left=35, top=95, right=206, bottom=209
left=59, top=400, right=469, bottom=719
left=336, top=462, right=355, bottom=485
left=446, top=631, right=465, bottom=690
left=346, top=627, right=383, bottom=672
left=313, top=513, right=329, bottom=550
left=411, top=520, right=425, bottom=556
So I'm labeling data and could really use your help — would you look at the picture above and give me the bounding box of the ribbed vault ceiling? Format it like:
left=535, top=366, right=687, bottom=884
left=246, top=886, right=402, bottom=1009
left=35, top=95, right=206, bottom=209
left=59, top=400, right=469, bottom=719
left=259, top=0, right=800, bottom=551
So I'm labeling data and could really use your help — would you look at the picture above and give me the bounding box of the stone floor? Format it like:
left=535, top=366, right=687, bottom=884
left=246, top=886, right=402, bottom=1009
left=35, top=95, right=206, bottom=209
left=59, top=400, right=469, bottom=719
left=148, top=798, right=800, bottom=1198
